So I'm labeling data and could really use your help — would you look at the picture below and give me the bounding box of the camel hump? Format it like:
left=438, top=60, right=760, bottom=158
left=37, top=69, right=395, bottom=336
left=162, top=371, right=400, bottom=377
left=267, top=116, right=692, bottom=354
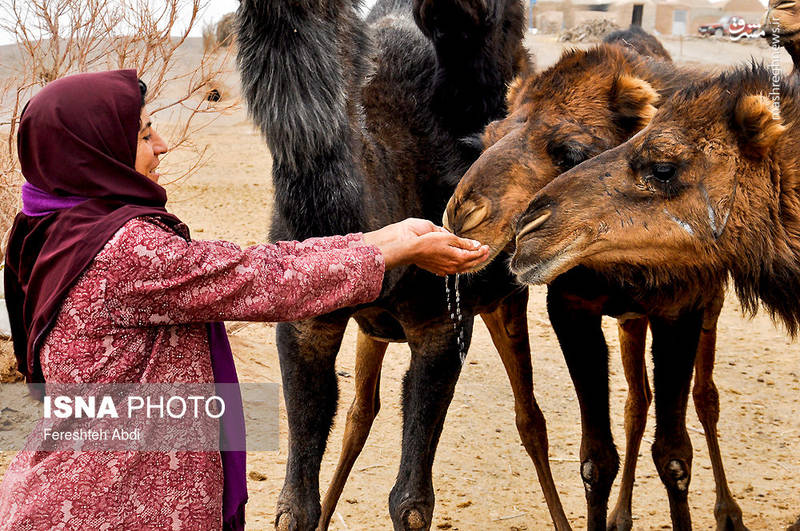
left=366, top=0, right=414, bottom=23
left=604, top=25, right=672, bottom=62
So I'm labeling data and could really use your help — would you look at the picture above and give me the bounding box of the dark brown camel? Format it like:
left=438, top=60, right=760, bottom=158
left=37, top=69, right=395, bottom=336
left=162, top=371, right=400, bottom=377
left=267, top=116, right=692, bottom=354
left=324, top=26, right=668, bottom=531
left=511, top=63, right=800, bottom=531
left=445, top=41, right=748, bottom=530
left=237, top=1, right=573, bottom=530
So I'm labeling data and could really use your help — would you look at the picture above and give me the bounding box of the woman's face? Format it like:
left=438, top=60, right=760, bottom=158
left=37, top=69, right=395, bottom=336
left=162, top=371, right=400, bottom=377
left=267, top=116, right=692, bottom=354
left=135, top=107, right=167, bottom=182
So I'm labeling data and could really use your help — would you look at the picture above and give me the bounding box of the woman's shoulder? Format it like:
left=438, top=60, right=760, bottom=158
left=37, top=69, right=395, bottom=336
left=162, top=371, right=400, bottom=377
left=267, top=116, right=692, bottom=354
left=100, top=216, right=182, bottom=255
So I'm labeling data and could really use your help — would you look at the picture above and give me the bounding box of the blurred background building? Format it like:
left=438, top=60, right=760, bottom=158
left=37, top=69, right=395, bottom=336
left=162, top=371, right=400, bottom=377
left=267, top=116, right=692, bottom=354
left=528, top=0, right=766, bottom=35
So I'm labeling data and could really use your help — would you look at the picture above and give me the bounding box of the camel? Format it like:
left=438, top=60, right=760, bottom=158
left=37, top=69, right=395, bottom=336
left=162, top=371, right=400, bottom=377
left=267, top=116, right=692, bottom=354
left=444, top=41, right=749, bottom=530
left=236, top=1, right=575, bottom=530
left=604, top=25, right=672, bottom=62
left=510, top=63, right=800, bottom=531
left=764, top=0, right=800, bottom=73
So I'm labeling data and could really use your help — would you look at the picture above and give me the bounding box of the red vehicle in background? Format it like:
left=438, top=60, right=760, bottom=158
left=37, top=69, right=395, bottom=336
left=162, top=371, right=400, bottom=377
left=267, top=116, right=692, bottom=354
left=698, top=16, right=762, bottom=39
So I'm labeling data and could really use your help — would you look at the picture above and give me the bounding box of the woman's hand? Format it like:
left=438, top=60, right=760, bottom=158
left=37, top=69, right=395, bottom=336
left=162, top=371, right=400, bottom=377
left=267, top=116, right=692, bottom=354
left=363, top=218, right=490, bottom=275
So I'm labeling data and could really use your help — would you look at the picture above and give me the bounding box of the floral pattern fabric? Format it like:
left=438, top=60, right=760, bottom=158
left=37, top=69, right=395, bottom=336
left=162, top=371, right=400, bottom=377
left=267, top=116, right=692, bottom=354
left=0, top=217, right=384, bottom=530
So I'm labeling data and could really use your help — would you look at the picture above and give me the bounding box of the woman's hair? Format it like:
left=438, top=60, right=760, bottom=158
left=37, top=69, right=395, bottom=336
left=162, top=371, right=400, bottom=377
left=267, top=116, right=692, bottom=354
left=138, top=79, right=147, bottom=107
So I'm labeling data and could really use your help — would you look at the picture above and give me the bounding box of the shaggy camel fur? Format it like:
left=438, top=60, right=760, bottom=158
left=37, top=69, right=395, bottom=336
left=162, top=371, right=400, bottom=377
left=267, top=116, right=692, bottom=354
left=511, top=63, right=800, bottom=531
left=764, top=0, right=800, bottom=73
left=445, top=43, right=748, bottom=530
left=237, top=1, right=576, bottom=530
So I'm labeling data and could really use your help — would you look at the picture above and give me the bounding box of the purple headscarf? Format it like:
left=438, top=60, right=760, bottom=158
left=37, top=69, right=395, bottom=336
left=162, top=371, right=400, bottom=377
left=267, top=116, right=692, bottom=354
left=4, top=70, right=246, bottom=530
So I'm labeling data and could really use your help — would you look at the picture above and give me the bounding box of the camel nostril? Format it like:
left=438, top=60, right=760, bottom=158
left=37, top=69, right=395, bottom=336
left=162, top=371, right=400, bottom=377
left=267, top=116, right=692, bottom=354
left=459, top=204, right=489, bottom=233
left=516, top=209, right=551, bottom=241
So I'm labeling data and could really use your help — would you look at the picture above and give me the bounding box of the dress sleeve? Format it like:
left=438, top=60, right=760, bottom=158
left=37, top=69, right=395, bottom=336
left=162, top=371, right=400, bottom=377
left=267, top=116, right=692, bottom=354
left=100, top=219, right=384, bottom=326
left=271, top=233, right=368, bottom=256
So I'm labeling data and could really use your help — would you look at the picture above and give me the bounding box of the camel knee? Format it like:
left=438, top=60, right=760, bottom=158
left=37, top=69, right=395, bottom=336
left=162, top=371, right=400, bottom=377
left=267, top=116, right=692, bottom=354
left=515, top=402, right=548, bottom=443
left=692, top=380, right=720, bottom=426
left=581, top=445, right=620, bottom=496
left=652, top=436, right=693, bottom=493
left=345, top=400, right=379, bottom=429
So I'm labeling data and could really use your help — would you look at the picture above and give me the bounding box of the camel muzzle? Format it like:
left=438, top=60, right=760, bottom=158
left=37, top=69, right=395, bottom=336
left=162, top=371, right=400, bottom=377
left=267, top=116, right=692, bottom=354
left=515, top=196, right=555, bottom=243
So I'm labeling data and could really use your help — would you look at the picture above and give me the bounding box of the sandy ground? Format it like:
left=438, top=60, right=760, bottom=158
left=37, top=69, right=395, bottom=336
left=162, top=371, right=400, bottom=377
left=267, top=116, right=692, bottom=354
left=1, top=33, right=800, bottom=530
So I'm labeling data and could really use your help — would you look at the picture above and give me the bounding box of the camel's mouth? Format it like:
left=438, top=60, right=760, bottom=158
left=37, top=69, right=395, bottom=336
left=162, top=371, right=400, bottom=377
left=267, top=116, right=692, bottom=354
left=444, top=207, right=516, bottom=273
left=463, top=237, right=513, bottom=273
left=510, top=233, right=589, bottom=285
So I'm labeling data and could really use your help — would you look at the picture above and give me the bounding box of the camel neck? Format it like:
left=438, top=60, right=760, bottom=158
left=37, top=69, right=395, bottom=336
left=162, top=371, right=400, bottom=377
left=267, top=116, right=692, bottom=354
left=731, top=146, right=800, bottom=335
left=785, top=41, right=800, bottom=75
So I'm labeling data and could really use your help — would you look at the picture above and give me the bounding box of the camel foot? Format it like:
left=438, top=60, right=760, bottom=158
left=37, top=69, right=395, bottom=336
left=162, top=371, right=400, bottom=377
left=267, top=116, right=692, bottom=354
left=607, top=505, right=633, bottom=531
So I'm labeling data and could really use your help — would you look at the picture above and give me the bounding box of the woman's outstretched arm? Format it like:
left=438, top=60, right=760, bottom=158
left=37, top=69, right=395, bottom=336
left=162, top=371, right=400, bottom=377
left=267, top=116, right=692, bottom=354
left=100, top=217, right=487, bottom=327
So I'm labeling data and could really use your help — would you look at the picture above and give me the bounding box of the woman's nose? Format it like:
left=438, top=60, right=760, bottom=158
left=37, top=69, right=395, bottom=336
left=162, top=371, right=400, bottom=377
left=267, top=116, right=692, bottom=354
left=152, top=131, right=168, bottom=155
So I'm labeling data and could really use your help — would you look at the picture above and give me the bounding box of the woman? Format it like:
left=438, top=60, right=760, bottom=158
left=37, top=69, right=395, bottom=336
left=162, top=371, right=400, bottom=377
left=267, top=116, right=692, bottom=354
left=0, top=70, right=488, bottom=530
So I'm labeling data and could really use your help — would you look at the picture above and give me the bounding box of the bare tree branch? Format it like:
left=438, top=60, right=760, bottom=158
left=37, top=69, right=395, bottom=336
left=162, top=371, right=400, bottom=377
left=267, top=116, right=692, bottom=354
left=0, top=0, right=239, bottom=261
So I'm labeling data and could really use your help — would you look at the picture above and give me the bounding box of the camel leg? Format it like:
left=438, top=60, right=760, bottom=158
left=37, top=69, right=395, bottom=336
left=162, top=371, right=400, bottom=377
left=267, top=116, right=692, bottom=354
left=481, top=288, right=571, bottom=531
left=275, top=315, right=350, bottom=531
left=318, top=331, right=389, bottom=530
left=693, top=291, right=750, bottom=531
left=548, top=287, right=619, bottom=531
left=649, top=311, right=704, bottom=531
left=388, top=318, right=473, bottom=531
left=608, top=316, right=651, bottom=531
left=789, top=516, right=800, bottom=531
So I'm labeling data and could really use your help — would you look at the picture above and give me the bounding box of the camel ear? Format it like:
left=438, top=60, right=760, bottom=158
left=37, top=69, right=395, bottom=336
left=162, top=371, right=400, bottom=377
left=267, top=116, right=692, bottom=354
left=506, top=75, right=526, bottom=111
left=734, top=94, right=786, bottom=158
left=611, top=75, right=659, bottom=133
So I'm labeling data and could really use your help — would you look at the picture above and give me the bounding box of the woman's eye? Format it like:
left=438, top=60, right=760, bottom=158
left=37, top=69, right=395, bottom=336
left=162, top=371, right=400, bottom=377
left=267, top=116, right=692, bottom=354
left=651, top=163, right=676, bottom=182
left=142, top=135, right=151, bottom=141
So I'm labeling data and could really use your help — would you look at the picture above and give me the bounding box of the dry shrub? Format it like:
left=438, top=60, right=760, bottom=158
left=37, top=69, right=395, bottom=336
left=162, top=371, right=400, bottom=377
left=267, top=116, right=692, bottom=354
left=0, top=0, right=240, bottom=244
left=202, top=21, right=217, bottom=54
left=559, top=19, right=621, bottom=43
left=216, top=13, right=237, bottom=47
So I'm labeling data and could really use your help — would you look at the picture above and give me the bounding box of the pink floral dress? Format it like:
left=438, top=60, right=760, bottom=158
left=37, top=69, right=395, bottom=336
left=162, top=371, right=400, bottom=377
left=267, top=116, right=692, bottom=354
left=0, top=217, right=384, bottom=530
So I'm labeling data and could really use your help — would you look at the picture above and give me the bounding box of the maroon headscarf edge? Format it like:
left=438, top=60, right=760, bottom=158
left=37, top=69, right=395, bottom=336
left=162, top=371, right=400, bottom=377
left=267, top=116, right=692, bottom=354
left=4, top=69, right=183, bottom=383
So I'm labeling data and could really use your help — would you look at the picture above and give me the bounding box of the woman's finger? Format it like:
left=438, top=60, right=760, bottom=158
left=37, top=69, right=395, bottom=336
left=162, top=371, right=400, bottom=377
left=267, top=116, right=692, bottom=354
left=449, top=236, right=483, bottom=250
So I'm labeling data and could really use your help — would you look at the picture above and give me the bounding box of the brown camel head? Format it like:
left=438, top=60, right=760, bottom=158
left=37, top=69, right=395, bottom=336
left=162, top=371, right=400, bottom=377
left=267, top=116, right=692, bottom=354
left=763, top=0, right=800, bottom=48
left=512, top=65, right=800, bottom=333
left=443, top=44, right=668, bottom=269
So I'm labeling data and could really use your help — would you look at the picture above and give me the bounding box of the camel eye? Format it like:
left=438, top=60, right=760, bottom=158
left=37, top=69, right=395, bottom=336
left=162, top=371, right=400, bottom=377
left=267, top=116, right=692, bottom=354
left=548, top=142, right=590, bottom=171
left=651, top=163, right=677, bottom=182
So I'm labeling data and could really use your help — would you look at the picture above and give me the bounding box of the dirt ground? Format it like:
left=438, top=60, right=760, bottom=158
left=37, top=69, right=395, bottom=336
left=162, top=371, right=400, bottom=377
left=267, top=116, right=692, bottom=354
left=1, top=33, right=799, bottom=530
